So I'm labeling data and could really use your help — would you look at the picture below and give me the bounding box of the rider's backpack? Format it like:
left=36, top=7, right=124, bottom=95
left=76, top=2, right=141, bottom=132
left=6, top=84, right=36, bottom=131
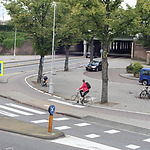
left=86, top=82, right=91, bottom=89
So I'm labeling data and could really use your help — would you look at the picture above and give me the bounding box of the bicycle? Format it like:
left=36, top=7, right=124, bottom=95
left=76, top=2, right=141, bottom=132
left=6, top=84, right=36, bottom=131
left=70, top=90, right=93, bottom=107
left=139, top=86, right=150, bottom=99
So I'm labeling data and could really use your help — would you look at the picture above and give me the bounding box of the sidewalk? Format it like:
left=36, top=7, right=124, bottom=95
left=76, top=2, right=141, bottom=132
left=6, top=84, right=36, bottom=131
left=0, top=55, right=150, bottom=138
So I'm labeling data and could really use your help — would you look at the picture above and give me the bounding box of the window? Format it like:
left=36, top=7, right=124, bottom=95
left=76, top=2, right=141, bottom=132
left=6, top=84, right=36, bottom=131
left=142, top=70, right=150, bottom=75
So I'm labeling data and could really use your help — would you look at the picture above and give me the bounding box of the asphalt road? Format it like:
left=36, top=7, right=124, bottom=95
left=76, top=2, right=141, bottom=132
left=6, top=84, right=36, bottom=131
left=0, top=97, right=150, bottom=150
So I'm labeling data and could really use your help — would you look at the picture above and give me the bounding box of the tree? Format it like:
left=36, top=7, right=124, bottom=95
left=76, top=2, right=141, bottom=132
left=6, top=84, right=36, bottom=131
left=4, top=0, right=55, bottom=83
left=135, top=0, right=150, bottom=48
left=0, top=31, right=26, bottom=50
left=55, top=1, right=83, bottom=71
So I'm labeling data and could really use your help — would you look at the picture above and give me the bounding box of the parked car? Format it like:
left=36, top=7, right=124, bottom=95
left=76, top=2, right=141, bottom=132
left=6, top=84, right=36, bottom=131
left=86, top=60, right=102, bottom=72
left=86, top=52, right=90, bottom=58
left=86, top=52, right=97, bottom=58
left=139, top=68, right=150, bottom=86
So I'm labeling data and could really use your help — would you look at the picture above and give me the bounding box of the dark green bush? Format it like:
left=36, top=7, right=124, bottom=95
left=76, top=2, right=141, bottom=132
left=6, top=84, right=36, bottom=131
left=126, top=63, right=134, bottom=73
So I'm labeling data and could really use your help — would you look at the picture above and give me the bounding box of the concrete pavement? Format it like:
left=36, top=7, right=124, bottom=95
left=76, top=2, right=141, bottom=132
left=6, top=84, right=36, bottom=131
left=0, top=55, right=150, bottom=138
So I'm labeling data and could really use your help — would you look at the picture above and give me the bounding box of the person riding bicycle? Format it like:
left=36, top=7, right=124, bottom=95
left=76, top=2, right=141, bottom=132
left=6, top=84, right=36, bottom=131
left=77, top=79, right=90, bottom=104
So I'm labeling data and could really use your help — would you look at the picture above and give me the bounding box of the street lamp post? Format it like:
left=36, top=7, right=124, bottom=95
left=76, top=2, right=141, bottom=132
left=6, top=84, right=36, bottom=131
left=49, top=2, right=56, bottom=94
left=14, top=27, right=17, bottom=57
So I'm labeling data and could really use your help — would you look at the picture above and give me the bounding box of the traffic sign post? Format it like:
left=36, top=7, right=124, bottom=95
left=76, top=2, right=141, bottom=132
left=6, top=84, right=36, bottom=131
left=48, top=105, right=55, bottom=133
left=0, top=61, right=4, bottom=76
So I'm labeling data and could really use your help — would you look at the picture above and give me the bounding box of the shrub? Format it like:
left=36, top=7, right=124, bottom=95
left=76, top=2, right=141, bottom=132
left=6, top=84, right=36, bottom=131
left=126, top=63, right=133, bottom=73
left=132, top=62, right=143, bottom=77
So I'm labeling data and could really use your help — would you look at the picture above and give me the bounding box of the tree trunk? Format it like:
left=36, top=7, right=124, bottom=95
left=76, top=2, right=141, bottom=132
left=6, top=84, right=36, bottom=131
left=101, top=0, right=110, bottom=104
left=64, top=46, right=69, bottom=71
left=101, top=41, right=109, bottom=103
left=37, top=55, right=44, bottom=83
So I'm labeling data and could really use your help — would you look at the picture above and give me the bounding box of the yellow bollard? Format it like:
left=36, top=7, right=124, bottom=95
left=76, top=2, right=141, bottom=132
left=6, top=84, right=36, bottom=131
left=48, top=114, right=53, bottom=133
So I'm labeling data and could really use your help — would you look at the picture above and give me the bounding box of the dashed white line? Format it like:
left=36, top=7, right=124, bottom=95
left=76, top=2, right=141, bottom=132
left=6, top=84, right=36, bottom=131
left=74, top=123, right=91, bottom=127
left=48, top=99, right=85, bottom=108
left=125, top=144, right=140, bottom=149
left=31, top=120, right=48, bottom=124
left=143, top=138, right=150, bottom=142
left=104, top=129, right=120, bottom=134
left=85, top=134, right=100, bottom=139
left=53, top=117, right=70, bottom=121
left=54, top=126, right=71, bottom=130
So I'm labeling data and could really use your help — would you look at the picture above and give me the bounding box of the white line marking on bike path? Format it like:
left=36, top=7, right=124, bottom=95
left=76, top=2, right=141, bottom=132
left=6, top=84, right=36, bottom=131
left=48, top=99, right=85, bottom=108
left=51, top=135, right=122, bottom=150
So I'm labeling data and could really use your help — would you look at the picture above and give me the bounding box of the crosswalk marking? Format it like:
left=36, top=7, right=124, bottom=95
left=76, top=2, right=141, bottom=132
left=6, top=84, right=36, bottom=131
left=6, top=103, right=46, bottom=114
left=52, top=135, right=122, bottom=150
left=0, top=110, right=18, bottom=117
left=0, top=105, right=33, bottom=116
left=31, top=120, right=48, bottom=123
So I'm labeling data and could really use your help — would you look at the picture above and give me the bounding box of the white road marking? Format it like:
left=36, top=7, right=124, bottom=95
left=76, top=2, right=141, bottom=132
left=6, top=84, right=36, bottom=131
left=74, top=123, right=91, bottom=127
left=0, top=105, right=33, bottom=116
left=0, top=110, right=18, bottom=117
left=54, top=126, right=71, bottom=130
left=125, top=144, right=140, bottom=149
left=53, top=117, right=70, bottom=121
left=31, top=120, right=48, bottom=124
left=48, top=99, right=85, bottom=108
left=52, top=135, right=122, bottom=150
left=104, top=129, right=120, bottom=134
left=85, top=134, right=100, bottom=139
left=143, top=138, right=150, bottom=142
left=6, top=103, right=46, bottom=114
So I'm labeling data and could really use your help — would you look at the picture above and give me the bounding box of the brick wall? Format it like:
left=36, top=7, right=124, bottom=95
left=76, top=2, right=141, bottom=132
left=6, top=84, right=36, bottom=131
left=0, top=39, right=34, bottom=55
left=133, top=44, right=149, bottom=60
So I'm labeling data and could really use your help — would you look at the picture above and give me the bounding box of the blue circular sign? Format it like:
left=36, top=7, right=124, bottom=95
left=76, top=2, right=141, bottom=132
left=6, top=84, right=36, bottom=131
left=48, top=105, right=55, bottom=114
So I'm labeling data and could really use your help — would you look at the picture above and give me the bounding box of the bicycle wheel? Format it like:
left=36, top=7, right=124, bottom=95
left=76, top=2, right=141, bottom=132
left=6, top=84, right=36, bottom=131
left=83, top=96, right=93, bottom=107
left=139, top=90, right=148, bottom=99
left=70, top=94, right=80, bottom=105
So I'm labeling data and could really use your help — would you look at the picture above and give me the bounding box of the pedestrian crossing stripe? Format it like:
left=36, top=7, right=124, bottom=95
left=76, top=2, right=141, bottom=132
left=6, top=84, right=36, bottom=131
left=0, top=105, right=33, bottom=116
left=0, top=110, right=18, bottom=117
left=6, top=103, right=46, bottom=114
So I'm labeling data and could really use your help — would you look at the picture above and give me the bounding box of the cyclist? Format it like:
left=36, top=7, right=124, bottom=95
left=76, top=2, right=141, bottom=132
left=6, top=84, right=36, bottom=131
left=77, top=79, right=89, bottom=104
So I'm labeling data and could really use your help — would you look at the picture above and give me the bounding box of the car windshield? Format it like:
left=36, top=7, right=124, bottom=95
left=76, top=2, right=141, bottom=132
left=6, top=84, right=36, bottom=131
left=90, top=61, right=99, bottom=65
